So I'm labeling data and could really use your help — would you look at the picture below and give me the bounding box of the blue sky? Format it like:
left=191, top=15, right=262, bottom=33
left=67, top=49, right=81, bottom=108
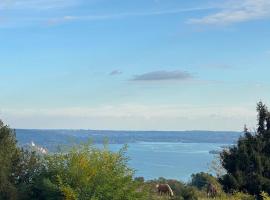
left=0, top=0, right=270, bottom=130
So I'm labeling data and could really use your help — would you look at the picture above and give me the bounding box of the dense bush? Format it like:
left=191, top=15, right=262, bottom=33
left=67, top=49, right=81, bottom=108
left=32, top=143, right=149, bottom=200
left=190, top=172, right=220, bottom=190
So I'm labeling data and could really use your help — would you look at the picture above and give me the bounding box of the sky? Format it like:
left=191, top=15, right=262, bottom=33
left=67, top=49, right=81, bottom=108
left=0, top=0, right=270, bottom=131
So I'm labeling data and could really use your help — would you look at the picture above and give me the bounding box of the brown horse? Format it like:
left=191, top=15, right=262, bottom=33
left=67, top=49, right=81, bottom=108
left=207, top=183, right=217, bottom=198
left=156, top=184, right=174, bottom=197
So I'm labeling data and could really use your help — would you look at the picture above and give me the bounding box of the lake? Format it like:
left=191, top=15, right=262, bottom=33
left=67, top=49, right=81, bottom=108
left=16, top=129, right=239, bottom=182
left=96, top=142, right=226, bottom=182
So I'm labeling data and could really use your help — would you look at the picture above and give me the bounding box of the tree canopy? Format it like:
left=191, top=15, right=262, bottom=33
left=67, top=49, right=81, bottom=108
left=0, top=120, right=20, bottom=199
left=220, top=102, right=270, bottom=196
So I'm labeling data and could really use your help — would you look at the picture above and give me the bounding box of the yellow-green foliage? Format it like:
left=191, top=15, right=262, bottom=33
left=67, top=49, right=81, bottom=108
left=149, top=189, right=255, bottom=200
left=228, top=192, right=255, bottom=200
left=59, top=184, right=78, bottom=200
left=197, top=192, right=255, bottom=200
left=38, top=143, right=149, bottom=200
left=261, top=192, right=270, bottom=200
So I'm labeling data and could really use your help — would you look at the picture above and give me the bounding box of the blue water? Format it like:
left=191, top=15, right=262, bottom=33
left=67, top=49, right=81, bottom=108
left=16, top=129, right=238, bottom=182
left=97, top=142, right=225, bottom=182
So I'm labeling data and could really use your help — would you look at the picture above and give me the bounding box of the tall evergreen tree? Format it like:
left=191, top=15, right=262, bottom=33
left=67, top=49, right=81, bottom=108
left=220, top=102, right=270, bottom=196
left=257, top=101, right=269, bottom=133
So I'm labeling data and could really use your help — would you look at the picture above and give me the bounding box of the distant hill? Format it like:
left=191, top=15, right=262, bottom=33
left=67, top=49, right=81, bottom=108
left=15, top=129, right=242, bottom=151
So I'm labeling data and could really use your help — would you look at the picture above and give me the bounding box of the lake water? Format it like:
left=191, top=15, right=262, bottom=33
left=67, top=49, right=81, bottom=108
left=97, top=142, right=225, bottom=182
left=16, top=129, right=238, bottom=182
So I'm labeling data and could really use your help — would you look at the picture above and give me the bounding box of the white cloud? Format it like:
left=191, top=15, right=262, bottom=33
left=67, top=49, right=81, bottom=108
left=1, top=104, right=256, bottom=119
left=46, top=7, right=214, bottom=25
left=0, top=104, right=256, bottom=131
left=0, top=0, right=80, bottom=10
left=188, top=0, right=270, bottom=25
left=0, top=2, right=215, bottom=27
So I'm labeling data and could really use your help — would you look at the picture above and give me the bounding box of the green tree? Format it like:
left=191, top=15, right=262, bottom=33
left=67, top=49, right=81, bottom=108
left=0, top=120, right=20, bottom=199
left=220, top=102, right=270, bottom=196
left=14, top=150, right=44, bottom=200
left=0, top=120, right=44, bottom=200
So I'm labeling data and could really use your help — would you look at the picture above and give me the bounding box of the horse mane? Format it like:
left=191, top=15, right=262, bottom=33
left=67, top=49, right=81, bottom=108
left=166, top=184, right=174, bottom=196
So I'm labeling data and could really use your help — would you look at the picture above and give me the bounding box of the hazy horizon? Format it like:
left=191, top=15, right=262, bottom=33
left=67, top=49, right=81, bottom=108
left=13, top=128, right=242, bottom=132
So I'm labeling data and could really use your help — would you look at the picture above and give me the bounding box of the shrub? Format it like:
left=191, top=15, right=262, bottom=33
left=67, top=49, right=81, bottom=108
left=32, top=143, right=149, bottom=200
left=261, top=192, right=270, bottom=200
